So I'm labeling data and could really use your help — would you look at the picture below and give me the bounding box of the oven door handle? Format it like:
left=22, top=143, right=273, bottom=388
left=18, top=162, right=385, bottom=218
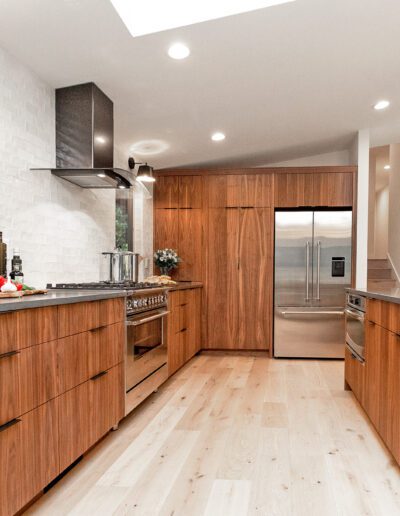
left=126, top=310, right=170, bottom=326
left=344, top=308, right=364, bottom=322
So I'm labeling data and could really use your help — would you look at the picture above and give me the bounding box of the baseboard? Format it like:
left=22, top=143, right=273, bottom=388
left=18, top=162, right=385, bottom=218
left=387, top=253, right=400, bottom=283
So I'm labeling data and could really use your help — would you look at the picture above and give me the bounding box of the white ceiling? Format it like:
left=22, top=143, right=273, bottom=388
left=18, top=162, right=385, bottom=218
left=1, top=0, right=400, bottom=169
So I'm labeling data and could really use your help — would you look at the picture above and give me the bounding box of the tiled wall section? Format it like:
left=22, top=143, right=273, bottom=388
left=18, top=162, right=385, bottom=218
left=0, top=45, right=115, bottom=288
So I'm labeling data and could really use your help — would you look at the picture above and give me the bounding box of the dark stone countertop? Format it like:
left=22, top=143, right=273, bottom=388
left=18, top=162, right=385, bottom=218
left=347, top=287, right=400, bottom=305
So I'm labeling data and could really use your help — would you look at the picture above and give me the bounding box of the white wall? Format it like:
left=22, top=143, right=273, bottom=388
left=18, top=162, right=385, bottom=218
left=373, top=186, right=389, bottom=259
left=368, top=152, right=376, bottom=257
left=388, top=143, right=400, bottom=278
left=355, top=130, right=370, bottom=289
left=268, top=149, right=351, bottom=167
left=0, top=45, right=115, bottom=288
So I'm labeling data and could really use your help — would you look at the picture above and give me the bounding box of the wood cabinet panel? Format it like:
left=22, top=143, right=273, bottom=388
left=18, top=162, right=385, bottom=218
left=178, top=209, right=203, bottom=281
left=274, top=173, right=314, bottom=207
left=184, top=289, right=202, bottom=361
left=88, top=322, right=125, bottom=378
left=313, top=172, right=353, bottom=207
left=367, top=298, right=400, bottom=335
left=58, top=301, right=99, bottom=338
left=344, top=346, right=365, bottom=405
left=58, top=381, right=90, bottom=472
left=0, top=341, right=58, bottom=426
left=0, top=312, right=19, bottom=355
left=207, top=175, right=242, bottom=208
left=179, top=176, right=203, bottom=208
left=154, top=176, right=179, bottom=209
left=154, top=208, right=179, bottom=254
left=98, top=298, right=125, bottom=327
left=385, top=332, right=400, bottom=463
left=0, top=400, right=59, bottom=516
left=57, top=332, right=89, bottom=393
left=364, top=321, right=386, bottom=431
left=89, top=364, right=123, bottom=445
left=242, top=174, right=272, bottom=207
left=17, top=306, right=58, bottom=349
left=238, top=208, right=271, bottom=350
left=207, top=208, right=240, bottom=349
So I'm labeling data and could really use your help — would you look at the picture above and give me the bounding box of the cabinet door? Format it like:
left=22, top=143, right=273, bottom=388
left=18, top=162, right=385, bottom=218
left=364, top=321, right=386, bottom=431
left=154, top=208, right=179, bottom=254
left=313, top=172, right=353, bottom=207
left=167, top=292, right=184, bottom=375
left=386, top=332, right=400, bottom=463
left=0, top=400, right=59, bottom=516
left=238, top=208, right=272, bottom=350
left=179, top=176, right=203, bottom=208
left=207, top=175, right=242, bottom=208
left=242, top=174, right=272, bottom=207
left=58, top=382, right=91, bottom=472
left=0, top=350, right=21, bottom=426
left=88, top=322, right=125, bottom=379
left=274, top=173, right=314, bottom=207
left=178, top=209, right=203, bottom=281
left=0, top=311, right=19, bottom=355
left=207, top=208, right=240, bottom=349
left=17, top=307, right=58, bottom=349
left=154, top=176, right=179, bottom=209
left=89, top=364, right=123, bottom=445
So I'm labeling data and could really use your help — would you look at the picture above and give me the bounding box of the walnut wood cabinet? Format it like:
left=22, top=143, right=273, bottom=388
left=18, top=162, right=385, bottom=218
left=345, top=297, right=400, bottom=467
left=274, top=171, right=353, bottom=208
left=154, top=167, right=356, bottom=353
left=0, top=298, right=125, bottom=516
left=167, top=288, right=202, bottom=376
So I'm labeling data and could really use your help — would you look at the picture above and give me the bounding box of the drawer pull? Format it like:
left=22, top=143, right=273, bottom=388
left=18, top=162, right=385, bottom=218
left=0, top=418, right=21, bottom=433
left=90, top=370, right=108, bottom=381
left=180, top=303, right=188, bottom=307
left=180, top=328, right=187, bottom=333
left=0, top=350, right=20, bottom=360
left=89, top=325, right=108, bottom=333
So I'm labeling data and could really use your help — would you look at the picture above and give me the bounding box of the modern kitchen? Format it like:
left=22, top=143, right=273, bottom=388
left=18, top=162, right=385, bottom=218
left=1, top=1, right=400, bottom=515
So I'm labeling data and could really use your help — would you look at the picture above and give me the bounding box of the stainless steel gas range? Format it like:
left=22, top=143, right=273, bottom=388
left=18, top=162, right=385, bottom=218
left=48, top=282, right=170, bottom=415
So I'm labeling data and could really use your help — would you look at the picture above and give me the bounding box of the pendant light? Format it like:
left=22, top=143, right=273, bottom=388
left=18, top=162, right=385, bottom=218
left=128, top=157, right=156, bottom=183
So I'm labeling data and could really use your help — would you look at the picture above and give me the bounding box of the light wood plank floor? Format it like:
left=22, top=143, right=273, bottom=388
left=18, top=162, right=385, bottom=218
left=26, top=354, right=400, bottom=516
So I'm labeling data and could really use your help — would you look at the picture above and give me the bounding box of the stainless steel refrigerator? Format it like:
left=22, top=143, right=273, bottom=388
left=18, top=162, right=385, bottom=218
left=274, top=210, right=352, bottom=358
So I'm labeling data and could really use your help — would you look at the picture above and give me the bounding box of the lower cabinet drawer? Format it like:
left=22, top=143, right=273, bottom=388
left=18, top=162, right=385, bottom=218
left=0, top=341, right=58, bottom=426
left=58, top=363, right=124, bottom=473
left=367, top=298, right=400, bottom=334
left=345, top=346, right=365, bottom=405
left=0, top=399, right=59, bottom=516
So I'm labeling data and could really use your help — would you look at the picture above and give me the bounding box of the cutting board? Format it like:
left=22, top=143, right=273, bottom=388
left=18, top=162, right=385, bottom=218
left=0, top=289, right=48, bottom=299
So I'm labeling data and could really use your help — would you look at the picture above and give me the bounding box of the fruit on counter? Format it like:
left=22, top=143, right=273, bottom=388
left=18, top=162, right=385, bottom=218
left=0, top=276, right=5, bottom=287
left=1, top=279, right=17, bottom=292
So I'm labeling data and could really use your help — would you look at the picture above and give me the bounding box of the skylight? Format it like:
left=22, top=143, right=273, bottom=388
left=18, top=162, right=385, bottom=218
left=109, top=0, right=295, bottom=38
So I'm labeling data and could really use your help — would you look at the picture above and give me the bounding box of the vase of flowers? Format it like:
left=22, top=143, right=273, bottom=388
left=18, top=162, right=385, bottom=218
left=154, top=248, right=181, bottom=276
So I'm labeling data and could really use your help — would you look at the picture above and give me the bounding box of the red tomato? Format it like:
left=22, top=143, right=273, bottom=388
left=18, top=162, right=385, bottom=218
left=0, top=276, right=6, bottom=287
left=16, top=283, right=23, bottom=291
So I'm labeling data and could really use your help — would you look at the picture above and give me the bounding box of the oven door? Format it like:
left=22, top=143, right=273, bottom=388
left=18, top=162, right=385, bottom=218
left=125, top=308, right=169, bottom=392
left=345, top=306, right=365, bottom=361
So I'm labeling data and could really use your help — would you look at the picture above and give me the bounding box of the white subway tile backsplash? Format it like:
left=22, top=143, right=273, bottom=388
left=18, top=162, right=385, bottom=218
left=0, top=45, right=115, bottom=288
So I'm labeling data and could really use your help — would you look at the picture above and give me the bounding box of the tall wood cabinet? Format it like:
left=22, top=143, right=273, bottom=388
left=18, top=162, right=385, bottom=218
left=154, top=176, right=203, bottom=281
left=154, top=167, right=356, bottom=353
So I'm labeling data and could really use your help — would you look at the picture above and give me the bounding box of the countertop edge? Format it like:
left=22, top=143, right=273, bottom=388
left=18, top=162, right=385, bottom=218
left=0, top=290, right=127, bottom=312
left=347, top=287, right=400, bottom=305
left=167, top=282, right=203, bottom=291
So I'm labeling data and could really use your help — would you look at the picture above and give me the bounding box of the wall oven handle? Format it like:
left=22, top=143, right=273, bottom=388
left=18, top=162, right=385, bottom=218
left=127, top=310, right=170, bottom=327
left=344, top=308, right=364, bottom=321
left=282, top=310, right=344, bottom=316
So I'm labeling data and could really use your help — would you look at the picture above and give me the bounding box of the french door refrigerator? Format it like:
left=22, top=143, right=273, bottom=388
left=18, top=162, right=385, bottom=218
left=274, top=210, right=352, bottom=358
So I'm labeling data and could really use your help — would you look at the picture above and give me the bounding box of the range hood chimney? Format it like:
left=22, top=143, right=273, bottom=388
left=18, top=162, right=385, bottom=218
left=32, top=82, right=134, bottom=189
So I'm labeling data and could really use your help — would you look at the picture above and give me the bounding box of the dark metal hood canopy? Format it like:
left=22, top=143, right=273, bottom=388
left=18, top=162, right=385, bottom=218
left=32, top=82, right=134, bottom=189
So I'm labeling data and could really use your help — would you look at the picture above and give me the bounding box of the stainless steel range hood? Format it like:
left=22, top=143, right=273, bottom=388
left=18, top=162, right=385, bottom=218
left=32, top=82, right=134, bottom=189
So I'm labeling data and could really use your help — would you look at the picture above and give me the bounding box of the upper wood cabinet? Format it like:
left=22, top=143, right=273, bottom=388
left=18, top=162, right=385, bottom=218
left=274, top=173, right=314, bottom=207
left=154, top=176, right=203, bottom=209
left=274, top=172, right=353, bottom=208
left=178, top=209, right=203, bottom=281
left=313, top=172, right=353, bottom=207
left=207, top=173, right=272, bottom=208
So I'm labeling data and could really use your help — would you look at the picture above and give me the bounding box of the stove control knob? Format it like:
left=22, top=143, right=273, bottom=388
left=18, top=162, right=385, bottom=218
left=132, top=299, right=138, bottom=308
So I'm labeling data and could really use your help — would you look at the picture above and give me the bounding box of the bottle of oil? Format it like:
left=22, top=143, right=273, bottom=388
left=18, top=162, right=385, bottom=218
left=0, top=232, right=7, bottom=278
left=10, top=249, right=24, bottom=284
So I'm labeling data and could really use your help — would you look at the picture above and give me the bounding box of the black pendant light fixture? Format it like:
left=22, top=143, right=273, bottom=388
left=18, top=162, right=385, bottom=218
left=128, top=157, right=156, bottom=183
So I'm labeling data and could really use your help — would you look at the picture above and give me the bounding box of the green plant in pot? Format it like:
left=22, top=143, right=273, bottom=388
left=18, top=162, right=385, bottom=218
left=154, top=248, right=181, bottom=276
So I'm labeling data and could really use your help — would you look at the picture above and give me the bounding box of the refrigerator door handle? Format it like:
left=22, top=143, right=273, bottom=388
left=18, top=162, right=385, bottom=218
left=316, top=240, right=321, bottom=300
left=305, top=241, right=310, bottom=301
left=281, top=310, right=344, bottom=317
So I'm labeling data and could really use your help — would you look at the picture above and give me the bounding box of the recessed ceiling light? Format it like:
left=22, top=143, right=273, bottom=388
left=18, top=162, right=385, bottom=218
left=211, top=132, right=226, bottom=142
left=110, top=0, right=296, bottom=37
left=168, top=43, right=190, bottom=60
left=97, top=172, right=106, bottom=178
left=374, top=100, right=390, bottom=110
left=384, top=165, right=391, bottom=170
left=95, top=136, right=107, bottom=144
left=118, top=185, right=126, bottom=189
